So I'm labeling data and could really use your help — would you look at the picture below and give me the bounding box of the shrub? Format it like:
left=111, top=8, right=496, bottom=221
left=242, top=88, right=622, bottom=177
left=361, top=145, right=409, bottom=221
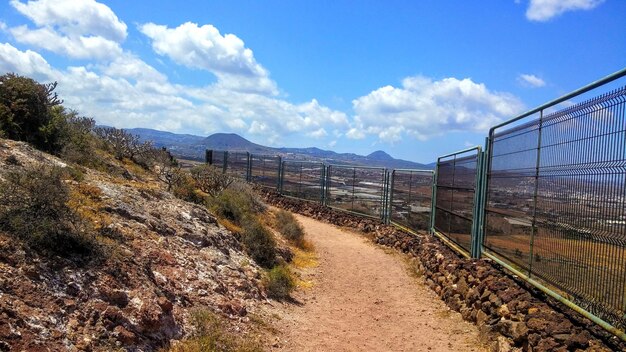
left=209, top=185, right=261, bottom=226
left=275, top=210, right=305, bottom=247
left=0, top=73, right=63, bottom=153
left=0, top=165, right=98, bottom=258
left=169, top=309, right=262, bottom=352
left=264, top=264, right=295, bottom=300
left=190, top=164, right=234, bottom=198
left=241, top=218, right=277, bottom=268
left=94, top=127, right=153, bottom=162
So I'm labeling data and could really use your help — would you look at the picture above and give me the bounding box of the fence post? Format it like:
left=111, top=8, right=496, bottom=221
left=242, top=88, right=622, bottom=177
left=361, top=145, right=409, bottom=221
left=205, top=149, right=212, bottom=164
left=381, top=169, right=388, bottom=222
left=528, top=110, right=544, bottom=278
left=222, top=151, right=228, bottom=173
left=276, top=156, right=282, bottom=191
left=324, top=165, right=331, bottom=206
left=477, top=137, right=491, bottom=258
left=321, top=164, right=327, bottom=205
left=470, top=148, right=484, bottom=259
left=430, top=161, right=439, bottom=234
left=388, top=170, right=396, bottom=225
left=246, top=152, right=251, bottom=182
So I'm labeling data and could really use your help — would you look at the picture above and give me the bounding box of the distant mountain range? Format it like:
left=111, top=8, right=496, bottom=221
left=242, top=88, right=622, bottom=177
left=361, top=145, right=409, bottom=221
left=127, top=128, right=434, bottom=170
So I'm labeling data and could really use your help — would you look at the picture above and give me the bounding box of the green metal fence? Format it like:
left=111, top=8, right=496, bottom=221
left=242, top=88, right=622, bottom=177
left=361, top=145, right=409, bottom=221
left=433, top=147, right=483, bottom=257
left=483, top=70, right=626, bottom=336
left=249, top=154, right=281, bottom=189
left=324, top=165, right=388, bottom=220
left=388, top=169, right=434, bottom=231
left=280, top=160, right=326, bottom=202
left=225, top=151, right=249, bottom=179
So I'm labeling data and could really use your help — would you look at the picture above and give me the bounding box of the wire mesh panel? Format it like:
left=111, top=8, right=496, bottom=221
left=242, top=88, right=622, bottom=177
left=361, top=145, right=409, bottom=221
left=326, top=165, right=387, bottom=219
left=250, top=154, right=280, bottom=189
left=281, top=160, right=325, bottom=202
left=484, top=85, right=626, bottom=331
left=208, top=150, right=227, bottom=172
left=389, top=170, right=434, bottom=231
left=225, top=151, right=249, bottom=180
left=434, top=149, right=479, bottom=253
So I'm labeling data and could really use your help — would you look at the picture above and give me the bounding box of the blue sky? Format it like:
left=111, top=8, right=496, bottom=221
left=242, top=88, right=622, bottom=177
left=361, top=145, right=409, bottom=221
left=0, top=0, right=624, bottom=163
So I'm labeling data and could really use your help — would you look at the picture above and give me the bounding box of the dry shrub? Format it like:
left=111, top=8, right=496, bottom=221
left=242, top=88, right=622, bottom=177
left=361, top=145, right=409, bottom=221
left=0, top=165, right=99, bottom=258
left=241, top=218, right=277, bottom=269
left=264, top=264, right=295, bottom=300
left=274, top=210, right=305, bottom=248
left=168, top=309, right=262, bottom=352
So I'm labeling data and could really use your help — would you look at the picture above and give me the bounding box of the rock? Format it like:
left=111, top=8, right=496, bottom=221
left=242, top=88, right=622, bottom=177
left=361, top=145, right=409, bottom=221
left=495, top=336, right=514, bottom=352
left=157, top=297, right=173, bottom=313
left=476, top=310, right=489, bottom=325
left=497, top=304, right=510, bottom=319
left=113, top=325, right=137, bottom=345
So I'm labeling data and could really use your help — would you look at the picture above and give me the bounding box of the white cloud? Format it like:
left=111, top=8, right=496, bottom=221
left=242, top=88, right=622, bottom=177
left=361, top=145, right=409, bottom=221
left=518, top=73, right=546, bottom=87
left=0, top=42, right=56, bottom=80
left=9, top=0, right=126, bottom=59
left=351, top=76, right=524, bottom=141
left=307, top=128, right=328, bottom=139
left=526, top=0, right=605, bottom=21
left=140, top=22, right=277, bottom=95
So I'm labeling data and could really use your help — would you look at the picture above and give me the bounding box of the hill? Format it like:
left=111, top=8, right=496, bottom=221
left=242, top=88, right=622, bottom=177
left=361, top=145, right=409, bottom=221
left=128, top=128, right=433, bottom=169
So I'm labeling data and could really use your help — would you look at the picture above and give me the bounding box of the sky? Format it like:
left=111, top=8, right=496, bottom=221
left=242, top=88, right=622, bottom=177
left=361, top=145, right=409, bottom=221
left=0, top=0, right=624, bottom=163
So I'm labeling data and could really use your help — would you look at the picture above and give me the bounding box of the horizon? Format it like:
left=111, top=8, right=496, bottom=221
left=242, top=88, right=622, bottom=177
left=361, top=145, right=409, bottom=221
left=0, top=0, right=625, bottom=163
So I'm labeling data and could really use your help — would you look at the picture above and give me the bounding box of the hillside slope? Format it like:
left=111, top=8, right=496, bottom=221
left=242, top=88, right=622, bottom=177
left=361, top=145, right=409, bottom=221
left=0, top=139, right=265, bottom=351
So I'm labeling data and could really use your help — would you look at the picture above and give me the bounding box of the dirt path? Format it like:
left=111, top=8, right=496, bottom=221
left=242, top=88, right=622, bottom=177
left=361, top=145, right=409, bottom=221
left=270, top=213, right=486, bottom=352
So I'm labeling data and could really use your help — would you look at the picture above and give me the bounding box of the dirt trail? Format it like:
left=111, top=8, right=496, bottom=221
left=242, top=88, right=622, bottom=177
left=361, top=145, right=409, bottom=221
left=270, top=214, right=486, bottom=352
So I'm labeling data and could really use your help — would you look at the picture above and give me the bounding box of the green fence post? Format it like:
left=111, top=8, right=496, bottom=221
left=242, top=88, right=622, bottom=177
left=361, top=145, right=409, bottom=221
left=387, top=170, right=396, bottom=225
left=430, top=160, right=439, bottom=234
left=222, top=151, right=228, bottom=173
left=246, top=152, right=251, bottom=182
left=276, top=156, right=282, bottom=191
left=470, top=148, right=483, bottom=258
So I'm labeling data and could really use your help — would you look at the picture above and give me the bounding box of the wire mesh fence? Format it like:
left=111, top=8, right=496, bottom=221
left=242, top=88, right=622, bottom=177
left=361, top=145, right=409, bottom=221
left=225, top=151, right=249, bottom=179
left=484, top=85, right=626, bottom=332
left=325, top=165, right=387, bottom=219
left=389, top=169, right=434, bottom=231
left=434, top=148, right=480, bottom=254
left=207, top=149, right=227, bottom=172
left=280, top=160, right=325, bottom=202
left=249, top=154, right=281, bottom=189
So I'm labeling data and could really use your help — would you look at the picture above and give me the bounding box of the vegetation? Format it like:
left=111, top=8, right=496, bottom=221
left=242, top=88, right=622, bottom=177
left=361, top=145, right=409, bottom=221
left=264, top=264, right=295, bottom=300
left=0, top=165, right=99, bottom=258
left=241, top=218, right=277, bottom=269
left=190, top=164, right=234, bottom=198
left=0, top=73, right=63, bottom=153
left=274, top=210, right=305, bottom=248
left=168, top=309, right=262, bottom=352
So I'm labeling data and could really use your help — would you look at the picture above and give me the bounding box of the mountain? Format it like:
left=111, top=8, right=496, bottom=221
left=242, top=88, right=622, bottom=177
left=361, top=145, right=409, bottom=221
left=127, top=127, right=433, bottom=169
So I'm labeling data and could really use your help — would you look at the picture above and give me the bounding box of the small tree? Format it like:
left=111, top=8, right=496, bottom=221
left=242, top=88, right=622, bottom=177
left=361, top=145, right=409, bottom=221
left=190, top=164, right=234, bottom=197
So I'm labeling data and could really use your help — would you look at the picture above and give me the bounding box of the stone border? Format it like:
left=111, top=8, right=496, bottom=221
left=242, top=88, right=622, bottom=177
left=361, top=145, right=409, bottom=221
left=257, top=188, right=624, bottom=352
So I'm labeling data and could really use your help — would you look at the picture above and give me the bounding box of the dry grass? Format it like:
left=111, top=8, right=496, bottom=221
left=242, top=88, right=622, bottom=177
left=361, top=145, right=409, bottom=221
left=167, top=309, right=263, bottom=352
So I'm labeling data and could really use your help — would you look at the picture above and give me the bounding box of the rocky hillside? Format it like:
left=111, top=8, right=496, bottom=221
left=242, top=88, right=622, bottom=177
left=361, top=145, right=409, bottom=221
left=0, top=139, right=267, bottom=351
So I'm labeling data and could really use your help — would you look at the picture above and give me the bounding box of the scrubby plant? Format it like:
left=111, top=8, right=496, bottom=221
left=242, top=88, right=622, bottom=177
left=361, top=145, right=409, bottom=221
left=264, top=264, right=295, bottom=300
left=209, top=184, right=263, bottom=226
left=0, top=73, right=63, bottom=153
left=274, top=210, right=305, bottom=247
left=241, top=218, right=277, bottom=268
left=169, top=309, right=262, bottom=352
left=0, top=165, right=98, bottom=257
left=190, top=164, right=234, bottom=198
left=94, top=126, right=153, bottom=162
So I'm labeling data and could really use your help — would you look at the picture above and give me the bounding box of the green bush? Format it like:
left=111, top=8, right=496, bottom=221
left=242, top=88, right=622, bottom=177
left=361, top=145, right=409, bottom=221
left=0, top=73, right=64, bottom=153
left=265, top=264, right=295, bottom=300
left=209, top=185, right=261, bottom=226
left=241, top=218, right=277, bottom=268
left=275, top=210, right=305, bottom=247
left=0, top=165, right=98, bottom=258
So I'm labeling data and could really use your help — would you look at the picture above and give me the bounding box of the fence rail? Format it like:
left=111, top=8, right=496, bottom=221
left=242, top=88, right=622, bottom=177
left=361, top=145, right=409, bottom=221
left=202, top=67, right=626, bottom=340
